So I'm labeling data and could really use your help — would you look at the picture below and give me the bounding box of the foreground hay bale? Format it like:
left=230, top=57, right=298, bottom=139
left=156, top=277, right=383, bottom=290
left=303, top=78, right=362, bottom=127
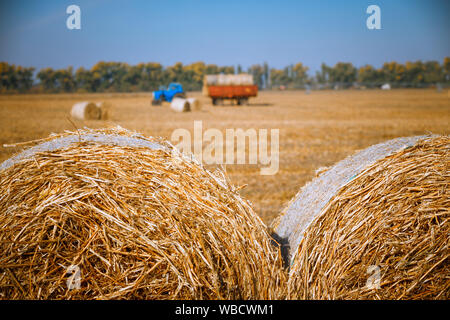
left=0, top=127, right=286, bottom=300
left=70, top=102, right=101, bottom=120
left=170, top=98, right=190, bottom=112
left=275, top=136, right=449, bottom=299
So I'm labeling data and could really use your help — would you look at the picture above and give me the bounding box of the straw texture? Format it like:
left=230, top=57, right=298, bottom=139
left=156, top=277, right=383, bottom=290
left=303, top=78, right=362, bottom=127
left=0, top=127, right=286, bottom=300
left=288, top=136, right=449, bottom=299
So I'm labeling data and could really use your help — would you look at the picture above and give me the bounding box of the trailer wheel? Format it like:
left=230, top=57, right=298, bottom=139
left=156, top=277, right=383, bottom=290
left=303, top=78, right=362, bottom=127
left=212, top=98, right=222, bottom=106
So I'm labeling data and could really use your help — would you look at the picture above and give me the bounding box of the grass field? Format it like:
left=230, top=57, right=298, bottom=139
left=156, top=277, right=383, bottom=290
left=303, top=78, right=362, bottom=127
left=0, top=89, right=448, bottom=224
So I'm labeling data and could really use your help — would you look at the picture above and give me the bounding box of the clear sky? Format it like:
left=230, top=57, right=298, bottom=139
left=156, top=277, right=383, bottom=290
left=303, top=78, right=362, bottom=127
left=0, top=0, right=449, bottom=74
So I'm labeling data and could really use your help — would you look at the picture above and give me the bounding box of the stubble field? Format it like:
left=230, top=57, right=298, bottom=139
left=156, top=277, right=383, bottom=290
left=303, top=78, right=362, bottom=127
left=0, top=89, right=448, bottom=224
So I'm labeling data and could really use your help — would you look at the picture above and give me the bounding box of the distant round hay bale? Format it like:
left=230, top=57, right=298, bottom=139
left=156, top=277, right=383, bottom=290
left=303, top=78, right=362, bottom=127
left=275, top=136, right=449, bottom=299
left=187, top=98, right=201, bottom=111
left=95, top=102, right=110, bottom=120
left=170, top=98, right=190, bottom=112
left=71, top=102, right=101, bottom=120
left=0, top=127, right=286, bottom=300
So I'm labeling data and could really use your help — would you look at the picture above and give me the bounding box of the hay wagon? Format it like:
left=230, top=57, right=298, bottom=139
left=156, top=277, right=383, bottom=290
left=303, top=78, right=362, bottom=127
left=202, top=74, right=258, bottom=106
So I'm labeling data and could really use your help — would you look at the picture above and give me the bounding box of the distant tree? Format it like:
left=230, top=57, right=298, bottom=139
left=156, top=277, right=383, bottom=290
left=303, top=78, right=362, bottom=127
left=37, top=68, right=56, bottom=92
left=443, top=57, right=450, bottom=82
left=328, top=62, right=357, bottom=87
left=15, top=65, right=35, bottom=92
left=90, top=61, right=130, bottom=92
left=248, top=64, right=265, bottom=88
left=218, top=66, right=235, bottom=74
left=165, top=62, right=184, bottom=84
left=292, top=62, right=309, bottom=87
left=205, top=64, right=219, bottom=75
left=423, top=61, right=444, bottom=84
left=54, top=67, right=76, bottom=92
left=263, top=62, right=269, bottom=89
left=4, top=58, right=449, bottom=94
left=358, top=65, right=382, bottom=87
left=270, top=68, right=288, bottom=87
left=140, top=62, right=164, bottom=91
left=183, top=62, right=206, bottom=90
left=0, top=62, right=34, bottom=93
left=381, top=61, right=406, bottom=86
left=316, top=63, right=331, bottom=85
left=404, top=61, right=427, bottom=87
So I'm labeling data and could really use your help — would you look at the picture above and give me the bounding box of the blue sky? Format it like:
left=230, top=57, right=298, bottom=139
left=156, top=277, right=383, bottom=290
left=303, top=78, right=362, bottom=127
left=0, top=0, right=449, bottom=74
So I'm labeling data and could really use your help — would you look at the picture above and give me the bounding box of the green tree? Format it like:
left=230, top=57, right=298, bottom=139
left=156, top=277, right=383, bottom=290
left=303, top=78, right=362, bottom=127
left=0, top=62, right=34, bottom=92
left=423, top=61, right=444, bottom=84
left=54, top=67, right=76, bottom=92
left=75, top=67, right=95, bottom=92
left=248, top=64, right=265, bottom=88
left=442, top=57, right=450, bottom=82
left=270, top=68, right=289, bottom=87
left=381, top=61, right=406, bottom=86
left=37, top=68, right=56, bottom=92
left=292, top=62, right=309, bottom=87
left=329, top=62, right=357, bottom=87
left=358, top=65, right=383, bottom=87
left=404, top=61, right=426, bottom=87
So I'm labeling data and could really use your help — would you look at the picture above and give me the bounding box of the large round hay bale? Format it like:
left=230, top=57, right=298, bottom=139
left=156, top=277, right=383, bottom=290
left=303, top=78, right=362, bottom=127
left=187, top=98, right=201, bottom=111
left=170, top=98, right=190, bottom=112
left=0, top=127, right=286, bottom=300
left=71, top=102, right=101, bottom=120
left=274, top=136, right=449, bottom=299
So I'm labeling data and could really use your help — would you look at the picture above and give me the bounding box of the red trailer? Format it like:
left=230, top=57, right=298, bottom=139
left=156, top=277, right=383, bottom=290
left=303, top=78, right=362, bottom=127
left=203, top=74, right=258, bottom=105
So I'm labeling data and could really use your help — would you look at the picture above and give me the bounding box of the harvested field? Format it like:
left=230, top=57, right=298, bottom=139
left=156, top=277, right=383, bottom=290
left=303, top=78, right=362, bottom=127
left=0, top=89, right=449, bottom=225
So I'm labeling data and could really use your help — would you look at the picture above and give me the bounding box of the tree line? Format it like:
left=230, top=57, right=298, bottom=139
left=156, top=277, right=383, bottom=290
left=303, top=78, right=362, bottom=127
left=1, top=58, right=449, bottom=94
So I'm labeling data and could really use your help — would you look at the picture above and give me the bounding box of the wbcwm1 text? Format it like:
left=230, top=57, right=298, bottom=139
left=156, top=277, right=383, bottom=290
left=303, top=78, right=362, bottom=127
left=175, top=303, right=273, bottom=317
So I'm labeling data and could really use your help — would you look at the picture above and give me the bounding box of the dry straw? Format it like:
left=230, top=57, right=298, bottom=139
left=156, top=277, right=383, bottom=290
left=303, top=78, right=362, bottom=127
left=0, top=127, right=286, bottom=300
left=287, top=136, right=449, bottom=299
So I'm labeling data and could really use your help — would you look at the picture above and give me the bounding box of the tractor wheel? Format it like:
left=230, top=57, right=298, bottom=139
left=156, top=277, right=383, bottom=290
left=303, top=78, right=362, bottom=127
left=174, top=93, right=186, bottom=99
left=152, top=99, right=162, bottom=106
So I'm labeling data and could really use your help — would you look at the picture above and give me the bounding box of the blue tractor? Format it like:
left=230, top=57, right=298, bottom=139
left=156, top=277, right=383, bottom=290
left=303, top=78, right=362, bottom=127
left=152, top=83, right=185, bottom=105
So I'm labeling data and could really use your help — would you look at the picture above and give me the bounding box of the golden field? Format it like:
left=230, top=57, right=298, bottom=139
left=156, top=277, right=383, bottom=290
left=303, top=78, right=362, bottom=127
left=0, top=89, right=449, bottom=224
